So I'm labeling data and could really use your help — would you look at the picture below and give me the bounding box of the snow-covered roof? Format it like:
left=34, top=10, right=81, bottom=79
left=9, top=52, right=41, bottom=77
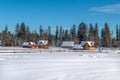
left=23, top=42, right=36, bottom=46
left=61, top=41, right=74, bottom=47
left=87, top=41, right=94, bottom=47
left=80, top=41, right=86, bottom=47
left=73, top=44, right=81, bottom=49
left=80, top=41, right=95, bottom=47
left=29, top=42, right=36, bottom=45
left=22, top=42, right=29, bottom=46
left=38, top=40, right=48, bottom=45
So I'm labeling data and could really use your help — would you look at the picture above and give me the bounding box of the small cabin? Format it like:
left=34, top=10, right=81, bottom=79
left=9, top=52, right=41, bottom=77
left=38, top=40, right=49, bottom=49
left=22, top=42, right=36, bottom=48
left=22, top=42, right=29, bottom=48
left=28, top=42, right=36, bottom=48
left=80, top=41, right=96, bottom=50
left=73, top=44, right=83, bottom=50
left=61, top=41, right=74, bottom=48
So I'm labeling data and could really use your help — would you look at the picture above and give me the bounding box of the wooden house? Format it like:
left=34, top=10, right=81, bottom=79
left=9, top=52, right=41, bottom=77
left=80, top=41, right=96, bottom=50
left=28, top=42, right=36, bottom=48
left=38, top=40, right=49, bottom=49
left=61, top=41, right=74, bottom=48
left=22, top=42, right=36, bottom=48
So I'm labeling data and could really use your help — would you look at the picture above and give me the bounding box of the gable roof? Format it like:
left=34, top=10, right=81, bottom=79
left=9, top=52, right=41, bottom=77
left=87, top=41, right=95, bottom=47
left=29, top=42, right=36, bottom=45
left=38, top=40, right=48, bottom=45
left=23, top=42, right=36, bottom=46
left=23, top=42, right=29, bottom=46
left=80, top=41, right=86, bottom=47
left=80, top=41, right=95, bottom=47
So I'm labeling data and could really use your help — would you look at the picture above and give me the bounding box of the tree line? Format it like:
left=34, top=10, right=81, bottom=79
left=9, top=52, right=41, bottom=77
left=0, top=22, right=120, bottom=47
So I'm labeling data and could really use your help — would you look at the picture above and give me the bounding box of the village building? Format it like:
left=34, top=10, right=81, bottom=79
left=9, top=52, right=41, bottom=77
left=38, top=40, right=49, bottom=49
left=73, top=44, right=83, bottom=50
left=28, top=42, right=36, bottom=48
left=80, top=41, right=96, bottom=50
left=22, top=42, right=29, bottom=48
left=61, top=41, right=74, bottom=48
left=22, top=41, right=36, bottom=48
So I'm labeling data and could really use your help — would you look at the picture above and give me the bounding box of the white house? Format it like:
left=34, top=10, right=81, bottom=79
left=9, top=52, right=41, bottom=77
left=61, top=41, right=74, bottom=48
left=73, top=44, right=83, bottom=50
left=22, top=42, right=29, bottom=48
left=22, top=42, right=36, bottom=48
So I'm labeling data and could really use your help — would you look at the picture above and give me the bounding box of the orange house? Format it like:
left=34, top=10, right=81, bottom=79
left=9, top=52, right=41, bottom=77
left=38, top=40, right=49, bottom=49
left=81, top=41, right=96, bottom=50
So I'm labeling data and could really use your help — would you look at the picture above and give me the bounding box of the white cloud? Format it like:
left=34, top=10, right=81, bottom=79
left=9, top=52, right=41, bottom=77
left=90, top=3, right=120, bottom=13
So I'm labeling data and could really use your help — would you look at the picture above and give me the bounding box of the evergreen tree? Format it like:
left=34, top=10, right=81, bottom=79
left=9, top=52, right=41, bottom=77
left=13, top=24, right=19, bottom=46
left=19, top=22, right=26, bottom=41
left=55, top=26, right=59, bottom=46
left=48, top=26, right=52, bottom=45
left=104, top=23, right=111, bottom=47
left=26, top=26, right=31, bottom=41
left=31, top=30, right=38, bottom=42
left=88, top=23, right=94, bottom=41
left=59, top=26, right=63, bottom=42
left=65, top=29, right=69, bottom=41
left=116, top=24, right=119, bottom=41
left=62, top=29, right=65, bottom=41
left=39, top=25, right=44, bottom=40
left=77, top=22, right=87, bottom=41
left=15, top=23, right=20, bottom=38
left=2, top=25, right=11, bottom=46
left=101, top=28, right=105, bottom=47
left=34, top=30, right=39, bottom=43
left=70, top=24, right=76, bottom=40
left=118, top=25, right=120, bottom=47
left=94, top=23, right=99, bottom=46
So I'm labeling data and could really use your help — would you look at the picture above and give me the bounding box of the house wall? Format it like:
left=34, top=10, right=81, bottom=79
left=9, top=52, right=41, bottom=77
left=84, top=43, right=89, bottom=50
left=38, top=45, right=49, bottom=49
left=89, top=47, right=95, bottom=50
left=38, top=43, right=49, bottom=49
left=28, top=45, right=36, bottom=48
left=84, top=43, right=95, bottom=50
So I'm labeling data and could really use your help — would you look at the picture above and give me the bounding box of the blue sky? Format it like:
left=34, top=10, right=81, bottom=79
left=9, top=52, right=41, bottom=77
left=0, top=0, right=120, bottom=36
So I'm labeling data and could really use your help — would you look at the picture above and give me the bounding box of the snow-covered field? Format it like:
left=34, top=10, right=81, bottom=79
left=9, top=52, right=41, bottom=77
left=0, top=47, right=120, bottom=80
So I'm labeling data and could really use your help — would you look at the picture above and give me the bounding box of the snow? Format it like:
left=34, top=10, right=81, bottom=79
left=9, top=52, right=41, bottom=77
left=0, top=47, right=120, bottom=80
